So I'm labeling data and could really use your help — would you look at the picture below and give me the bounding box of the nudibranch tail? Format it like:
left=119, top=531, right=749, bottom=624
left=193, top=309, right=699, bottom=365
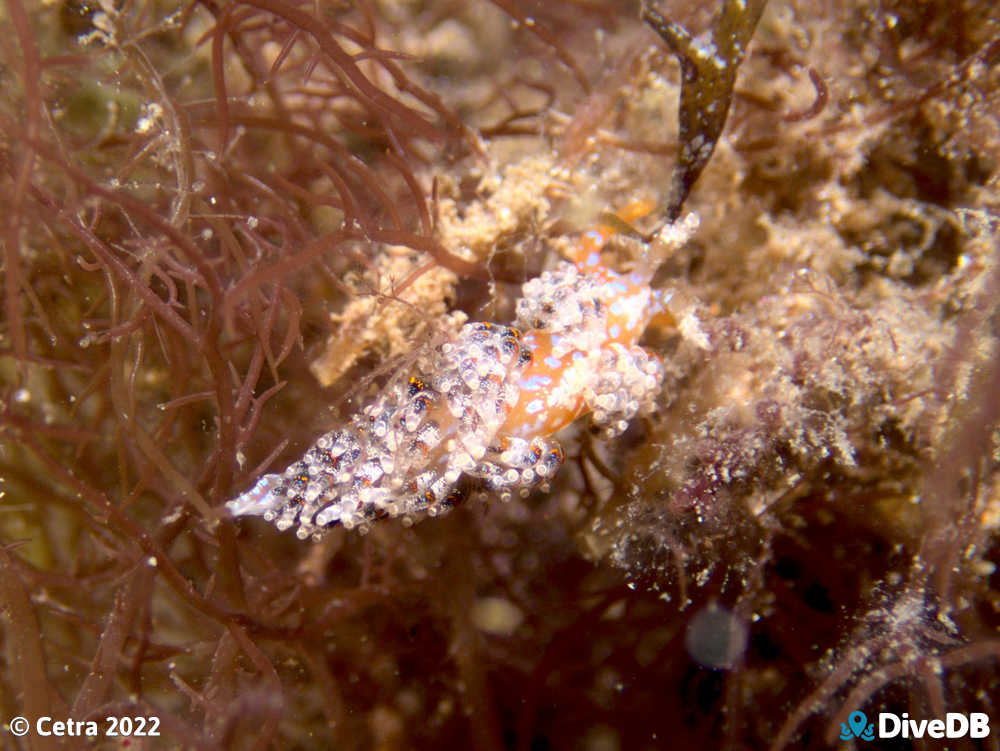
left=227, top=201, right=669, bottom=539
left=226, top=473, right=284, bottom=518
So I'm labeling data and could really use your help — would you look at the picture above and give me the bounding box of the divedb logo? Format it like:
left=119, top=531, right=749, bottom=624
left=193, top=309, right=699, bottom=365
left=839, top=710, right=991, bottom=741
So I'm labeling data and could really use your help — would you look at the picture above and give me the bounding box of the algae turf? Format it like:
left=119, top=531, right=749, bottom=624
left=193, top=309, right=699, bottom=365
left=0, top=0, right=998, bottom=748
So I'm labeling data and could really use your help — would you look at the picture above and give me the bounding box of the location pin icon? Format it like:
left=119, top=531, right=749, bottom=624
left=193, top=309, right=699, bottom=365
left=848, top=711, right=867, bottom=738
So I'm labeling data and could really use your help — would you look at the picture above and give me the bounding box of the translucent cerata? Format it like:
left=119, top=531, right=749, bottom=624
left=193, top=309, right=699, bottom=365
left=227, top=201, right=669, bottom=539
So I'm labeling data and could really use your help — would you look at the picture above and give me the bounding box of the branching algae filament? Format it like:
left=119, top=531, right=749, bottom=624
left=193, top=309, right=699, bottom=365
left=227, top=201, right=672, bottom=538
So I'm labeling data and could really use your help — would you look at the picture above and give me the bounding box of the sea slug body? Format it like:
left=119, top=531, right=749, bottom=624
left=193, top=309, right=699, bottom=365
left=226, top=201, right=670, bottom=539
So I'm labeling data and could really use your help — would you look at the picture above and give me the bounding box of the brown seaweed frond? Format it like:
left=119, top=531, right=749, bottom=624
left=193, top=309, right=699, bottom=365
left=1, top=1, right=999, bottom=749
left=643, top=0, right=768, bottom=220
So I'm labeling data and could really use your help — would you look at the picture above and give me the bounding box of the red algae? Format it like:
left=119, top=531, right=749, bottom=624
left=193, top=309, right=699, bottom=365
left=0, top=0, right=998, bottom=748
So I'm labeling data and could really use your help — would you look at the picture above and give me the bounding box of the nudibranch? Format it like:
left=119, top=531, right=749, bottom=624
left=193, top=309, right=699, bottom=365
left=226, top=200, right=672, bottom=539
